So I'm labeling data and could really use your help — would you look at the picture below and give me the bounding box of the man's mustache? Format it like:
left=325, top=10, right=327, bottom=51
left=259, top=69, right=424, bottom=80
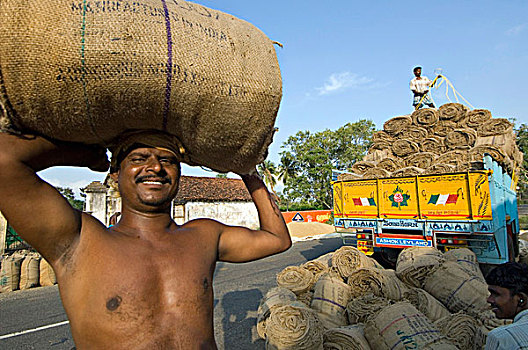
left=135, top=175, right=172, bottom=184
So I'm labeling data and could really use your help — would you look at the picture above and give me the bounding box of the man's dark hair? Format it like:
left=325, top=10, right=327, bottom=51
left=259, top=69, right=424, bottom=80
left=486, top=262, right=528, bottom=296
left=413, top=66, right=422, bottom=73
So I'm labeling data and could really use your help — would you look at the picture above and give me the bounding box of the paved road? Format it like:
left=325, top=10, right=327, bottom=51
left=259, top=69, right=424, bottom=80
left=0, top=237, right=343, bottom=350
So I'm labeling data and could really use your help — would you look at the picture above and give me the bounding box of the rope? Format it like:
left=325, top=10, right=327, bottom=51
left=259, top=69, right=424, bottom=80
left=416, top=74, right=475, bottom=110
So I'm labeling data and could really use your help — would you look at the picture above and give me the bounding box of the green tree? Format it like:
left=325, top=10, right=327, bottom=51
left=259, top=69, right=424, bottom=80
left=216, top=173, right=228, bottom=178
left=279, top=119, right=375, bottom=209
left=257, top=160, right=278, bottom=194
left=516, top=123, right=528, bottom=204
left=56, top=186, right=85, bottom=211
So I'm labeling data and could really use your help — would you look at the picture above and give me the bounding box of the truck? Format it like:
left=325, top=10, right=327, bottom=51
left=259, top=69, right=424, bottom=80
left=332, top=155, right=520, bottom=267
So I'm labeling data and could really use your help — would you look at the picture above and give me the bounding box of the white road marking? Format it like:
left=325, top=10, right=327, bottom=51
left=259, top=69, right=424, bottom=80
left=0, top=320, right=70, bottom=340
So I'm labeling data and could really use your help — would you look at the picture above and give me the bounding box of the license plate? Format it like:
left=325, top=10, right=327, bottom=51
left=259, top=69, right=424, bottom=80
left=357, top=240, right=374, bottom=255
left=444, top=245, right=467, bottom=251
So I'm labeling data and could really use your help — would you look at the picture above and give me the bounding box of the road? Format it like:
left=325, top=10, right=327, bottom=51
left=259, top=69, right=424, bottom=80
left=0, top=237, right=343, bottom=350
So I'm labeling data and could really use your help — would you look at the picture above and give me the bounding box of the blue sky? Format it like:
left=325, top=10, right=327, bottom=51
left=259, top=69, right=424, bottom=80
left=40, top=0, right=528, bottom=196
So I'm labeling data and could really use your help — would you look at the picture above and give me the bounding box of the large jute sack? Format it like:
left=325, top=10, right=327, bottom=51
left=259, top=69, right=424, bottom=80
left=0, top=0, right=282, bottom=174
left=330, top=246, right=377, bottom=280
left=0, top=254, right=23, bottom=292
left=265, top=304, right=324, bottom=350
left=443, top=248, right=485, bottom=282
left=347, top=268, right=410, bottom=301
left=411, top=108, right=439, bottom=128
left=438, top=103, right=468, bottom=123
left=19, top=253, right=40, bottom=289
left=383, top=115, right=412, bottom=136
left=364, top=302, right=457, bottom=350
left=395, top=247, right=444, bottom=288
left=323, top=324, right=371, bottom=350
left=39, top=258, right=57, bottom=286
left=403, top=288, right=451, bottom=322
left=346, top=293, right=391, bottom=325
left=276, top=266, right=315, bottom=295
left=257, top=287, right=298, bottom=339
left=434, top=312, right=487, bottom=350
left=423, top=261, right=489, bottom=314
left=311, top=274, right=353, bottom=329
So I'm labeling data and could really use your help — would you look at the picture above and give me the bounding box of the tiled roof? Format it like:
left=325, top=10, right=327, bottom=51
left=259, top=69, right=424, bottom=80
left=83, top=181, right=107, bottom=192
left=174, top=176, right=252, bottom=203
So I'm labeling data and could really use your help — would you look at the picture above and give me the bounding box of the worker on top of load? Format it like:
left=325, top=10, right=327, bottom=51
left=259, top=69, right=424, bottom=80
left=485, top=262, right=528, bottom=350
left=410, top=66, right=436, bottom=109
left=0, top=130, right=291, bottom=349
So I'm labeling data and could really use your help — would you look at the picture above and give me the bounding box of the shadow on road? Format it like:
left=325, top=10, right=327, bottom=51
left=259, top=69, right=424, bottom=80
left=298, top=238, right=343, bottom=261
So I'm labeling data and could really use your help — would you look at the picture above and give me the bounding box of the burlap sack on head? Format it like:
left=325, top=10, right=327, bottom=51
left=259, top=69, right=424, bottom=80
left=265, top=303, right=324, bottom=350
left=391, top=166, right=424, bottom=178
left=39, top=258, right=57, bottom=286
left=0, top=254, right=23, bottom=292
left=434, top=312, right=487, bottom=350
left=19, top=253, right=41, bottom=290
left=330, top=246, right=376, bottom=280
left=346, top=293, right=391, bottom=325
left=311, top=274, right=353, bottom=329
left=433, top=120, right=458, bottom=137
left=391, top=139, right=420, bottom=157
left=466, top=109, right=492, bottom=129
left=323, top=324, right=371, bottom=350
left=405, top=152, right=437, bottom=169
left=383, top=115, right=412, bottom=136
left=411, top=108, right=439, bottom=128
left=402, top=126, right=430, bottom=143
left=477, top=118, right=514, bottom=137
left=350, top=161, right=377, bottom=175
left=376, top=157, right=404, bottom=173
left=0, top=0, right=281, bottom=174
left=444, top=128, right=477, bottom=150
left=424, top=163, right=457, bottom=175
left=361, top=167, right=390, bottom=179
left=257, top=287, right=298, bottom=339
left=403, top=288, right=451, bottom=322
left=364, top=301, right=457, bottom=350
left=438, top=103, right=469, bottom=123
left=395, top=247, right=444, bottom=288
left=347, top=268, right=410, bottom=301
left=421, top=136, right=447, bottom=154
left=423, top=261, right=489, bottom=314
left=443, top=248, right=485, bottom=282
left=277, top=266, right=315, bottom=295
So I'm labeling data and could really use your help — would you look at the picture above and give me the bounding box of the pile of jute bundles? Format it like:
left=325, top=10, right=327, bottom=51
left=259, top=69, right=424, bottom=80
left=257, top=246, right=508, bottom=350
left=0, top=251, right=57, bottom=293
left=340, top=103, right=523, bottom=180
left=0, top=0, right=282, bottom=174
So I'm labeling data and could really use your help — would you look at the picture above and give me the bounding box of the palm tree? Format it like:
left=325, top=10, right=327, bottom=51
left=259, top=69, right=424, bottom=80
left=257, top=160, right=278, bottom=194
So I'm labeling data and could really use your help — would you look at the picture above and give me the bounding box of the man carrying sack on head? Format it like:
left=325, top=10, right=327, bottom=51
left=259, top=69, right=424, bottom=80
left=0, top=130, right=291, bottom=349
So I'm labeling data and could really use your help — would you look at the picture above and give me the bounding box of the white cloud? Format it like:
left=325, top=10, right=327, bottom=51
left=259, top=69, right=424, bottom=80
left=316, top=72, right=375, bottom=95
left=506, top=23, right=526, bottom=35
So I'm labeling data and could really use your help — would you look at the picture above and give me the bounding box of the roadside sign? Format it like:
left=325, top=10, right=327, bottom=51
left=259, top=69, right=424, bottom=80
left=291, top=213, right=304, bottom=222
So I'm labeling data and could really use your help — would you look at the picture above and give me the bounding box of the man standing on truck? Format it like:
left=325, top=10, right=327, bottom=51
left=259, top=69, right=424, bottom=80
left=485, top=262, right=528, bottom=349
left=0, top=131, right=291, bottom=349
left=410, top=66, right=436, bottom=109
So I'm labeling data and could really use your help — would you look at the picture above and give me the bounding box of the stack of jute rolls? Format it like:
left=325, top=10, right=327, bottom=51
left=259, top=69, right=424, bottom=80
left=0, top=250, right=57, bottom=293
left=340, top=103, right=523, bottom=180
left=257, top=246, right=509, bottom=350
left=0, top=0, right=282, bottom=174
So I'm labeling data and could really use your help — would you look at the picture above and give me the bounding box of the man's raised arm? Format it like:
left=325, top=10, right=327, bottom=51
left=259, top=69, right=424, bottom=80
left=0, top=133, right=108, bottom=263
left=217, top=170, right=291, bottom=263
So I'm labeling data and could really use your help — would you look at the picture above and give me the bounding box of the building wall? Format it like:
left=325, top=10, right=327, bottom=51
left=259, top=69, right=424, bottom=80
left=182, top=201, right=259, bottom=229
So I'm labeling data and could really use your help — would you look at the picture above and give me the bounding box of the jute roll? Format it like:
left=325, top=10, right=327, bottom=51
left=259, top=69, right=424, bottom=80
left=364, top=148, right=392, bottom=162
left=297, top=291, right=314, bottom=307
left=39, top=258, right=57, bottom=286
left=323, top=325, right=371, bottom=350
left=337, top=173, right=362, bottom=181
left=423, top=261, right=489, bottom=314
left=0, top=254, right=23, bottom=292
left=391, top=139, right=420, bottom=157
left=19, top=253, right=40, bottom=290
left=421, top=136, right=446, bottom=154
left=315, top=253, right=334, bottom=267
left=466, top=109, right=492, bottom=128
left=477, top=118, right=514, bottom=137
left=265, top=304, right=324, bottom=350
left=405, top=152, right=437, bottom=169
left=438, top=103, right=468, bottom=123
left=434, top=312, right=487, bottom=350
left=371, top=131, right=394, bottom=144
left=469, top=145, right=506, bottom=164
left=435, top=150, right=469, bottom=168
left=257, top=287, right=298, bottom=339
left=395, top=247, right=444, bottom=288
left=301, top=260, right=329, bottom=282
left=444, top=128, right=477, bottom=150
left=0, top=0, right=281, bottom=174
left=361, top=167, right=390, bottom=179
left=403, top=288, right=451, bottom=322
left=411, top=108, right=439, bottom=128
left=433, top=120, right=458, bottom=137
left=424, top=163, right=456, bottom=175
left=376, top=157, right=404, bottom=173
left=474, top=309, right=512, bottom=331
left=391, top=166, right=424, bottom=178
left=330, top=246, right=376, bottom=280
left=311, top=274, right=353, bottom=329
left=443, top=248, right=485, bottom=282
left=346, top=293, right=391, bottom=324
left=383, top=115, right=412, bottom=136
left=364, top=302, right=457, bottom=350
left=475, top=133, right=516, bottom=158
left=350, top=161, right=377, bottom=175
left=402, top=126, right=430, bottom=142
left=276, top=266, right=315, bottom=295
left=347, top=268, right=410, bottom=301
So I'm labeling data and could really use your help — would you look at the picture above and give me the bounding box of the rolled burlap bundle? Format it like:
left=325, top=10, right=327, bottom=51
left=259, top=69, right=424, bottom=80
left=376, top=157, right=404, bottom=173
left=421, top=136, right=447, bottom=154
left=351, top=161, right=377, bottom=175
left=383, top=115, right=412, bottom=136
left=477, top=118, right=514, bottom=137
left=346, top=293, right=391, bottom=324
left=330, top=246, right=377, bottom=280
left=39, top=258, right=57, bottom=286
left=434, top=312, right=487, bottom=350
left=19, top=253, right=40, bottom=290
left=364, top=302, right=457, bottom=350
left=391, top=139, right=420, bottom=157
left=297, top=291, right=314, bottom=307
left=433, top=120, right=458, bottom=137
left=466, top=109, right=492, bottom=129
left=337, top=173, right=363, bottom=181
left=0, top=0, right=281, bottom=174
left=423, top=261, right=489, bottom=314
left=362, top=167, right=390, bottom=179
left=323, top=324, right=371, bottom=350
left=395, top=247, right=444, bottom=288
left=469, top=145, right=506, bottom=164
left=411, top=108, right=439, bottom=128
left=443, top=248, right=485, bottom=282
left=266, top=304, right=324, bottom=350
left=438, top=103, right=469, bottom=123
left=0, top=254, right=23, bottom=292
left=315, top=253, right=334, bottom=267
left=391, top=166, right=424, bottom=178
left=311, top=274, right=353, bottom=329
left=402, top=126, right=430, bottom=142
left=364, top=148, right=392, bottom=162
left=257, top=287, right=298, bottom=339
left=347, top=268, right=410, bottom=301
left=302, top=260, right=329, bottom=282
left=475, top=132, right=516, bottom=158
left=277, top=266, right=315, bottom=295
left=424, top=163, right=457, bottom=175
left=403, top=288, right=451, bottom=322
left=372, top=131, right=394, bottom=144
left=473, top=309, right=512, bottom=331
left=405, top=152, right=437, bottom=169
left=435, top=150, right=470, bottom=168
left=445, top=128, right=478, bottom=150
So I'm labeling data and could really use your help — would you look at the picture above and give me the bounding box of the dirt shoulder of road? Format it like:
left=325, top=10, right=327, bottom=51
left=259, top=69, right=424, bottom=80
left=287, top=222, right=337, bottom=240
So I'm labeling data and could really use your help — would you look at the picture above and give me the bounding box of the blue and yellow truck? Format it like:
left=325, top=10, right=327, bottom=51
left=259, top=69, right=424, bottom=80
left=332, top=155, right=520, bottom=266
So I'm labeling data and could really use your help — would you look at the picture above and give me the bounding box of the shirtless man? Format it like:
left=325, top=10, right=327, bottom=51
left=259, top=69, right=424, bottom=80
left=0, top=130, right=291, bottom=349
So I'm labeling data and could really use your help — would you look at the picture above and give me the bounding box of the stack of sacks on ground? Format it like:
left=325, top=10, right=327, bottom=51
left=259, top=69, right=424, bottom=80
left=0, top=250, right=57, bottom=293
left=519, top=240, right=528, bottom=264
left=257, top=246, right=508, bottom=349
left=339, top=103, right=523, bottom=181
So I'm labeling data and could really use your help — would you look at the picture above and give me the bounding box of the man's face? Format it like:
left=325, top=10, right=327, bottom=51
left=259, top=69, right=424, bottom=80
left=112, top=147, right=180, bottom=210
left=487, top=285, right=519, bottom=319
left=414, top=68, right=422, bottom=77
